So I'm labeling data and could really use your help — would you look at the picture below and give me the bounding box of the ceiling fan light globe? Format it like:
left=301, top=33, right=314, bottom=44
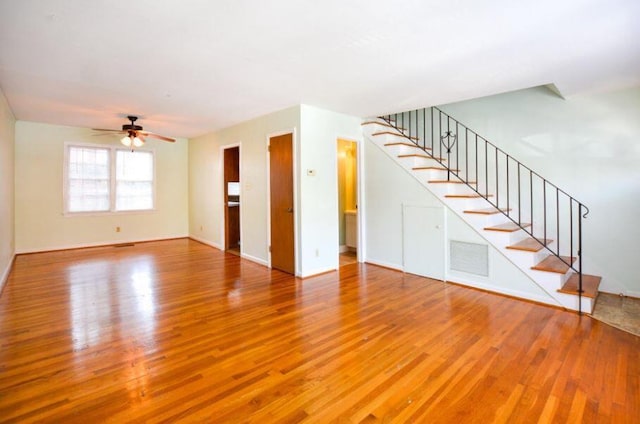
left=121, top=136, right=132, bottom=147
left=133, top=137, right=144, bottom=147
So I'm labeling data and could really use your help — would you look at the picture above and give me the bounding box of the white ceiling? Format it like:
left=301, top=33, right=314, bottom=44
left=0, top=0, right=638, bottom=138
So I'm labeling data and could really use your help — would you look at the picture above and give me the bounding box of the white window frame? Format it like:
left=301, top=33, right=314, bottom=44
left=63, top=142, right=157, bottom=216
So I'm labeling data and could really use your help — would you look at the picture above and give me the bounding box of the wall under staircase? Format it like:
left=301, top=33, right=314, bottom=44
left=362, top=117, right=600, bottom=313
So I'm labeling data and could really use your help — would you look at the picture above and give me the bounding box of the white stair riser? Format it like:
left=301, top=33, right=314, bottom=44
left=365, top=121, right=395, bottom=131
left=443, top=196, right=498, bottom=211
left=412, top=169, right=461, bottom=180
left=463, top=212, right=519, bottom=227
left=373, top=132, right=424, bottom=148
left=398, top=156, right=444, bottom=169
left=529, top=268, right=572, bottom=287
left=385, top=143, right=427, bottom=156
left=427, top=183, right=464, bottom=196
left=504, top=248, right=551, bottom=267
left=481, top=228, right=530, bottom=247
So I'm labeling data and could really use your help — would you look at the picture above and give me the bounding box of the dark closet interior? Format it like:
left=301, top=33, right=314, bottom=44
left=224, top=146, right=240, bottom=254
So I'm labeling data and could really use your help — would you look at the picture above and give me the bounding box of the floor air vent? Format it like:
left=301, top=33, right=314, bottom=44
left=114, top=243, right=135, bottom=248
left=450, top=240, right=488, bottom=276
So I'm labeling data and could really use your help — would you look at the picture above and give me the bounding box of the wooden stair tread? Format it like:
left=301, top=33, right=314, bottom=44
left=413, top=166, right=459, bottom=172
left=531, top=255, right=576, bottom=274
left=484, top=222, right=531, bottom=232
left=428, top=180, right=476, bottom=184
left=464, top=207, right=511, bottom=215
left=506, top=237, right=552, bottom=252
left=384, top=142, right=417, bottom=147
left=361, top=120, right=406, bottom=131
left=398, top=154, right=447, bottom=161
left=384, top=142, right=432, bottom=151
left=445, top=193, right=493, bottom=198
left=372, top=131, right=419, bottom=141
left=558, top=274, right=602, bottom=299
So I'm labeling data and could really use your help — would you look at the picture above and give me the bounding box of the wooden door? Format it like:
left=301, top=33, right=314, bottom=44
left=269, top=133, right=295, bottom=274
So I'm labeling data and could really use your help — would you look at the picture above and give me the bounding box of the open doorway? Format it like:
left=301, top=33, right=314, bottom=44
left=337, top=139, right=358, bottom=266
left=223, top=145, right=240, bottom=255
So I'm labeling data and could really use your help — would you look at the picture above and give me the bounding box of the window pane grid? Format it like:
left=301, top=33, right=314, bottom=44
left=65, top=145, right=154, bottom=213
left=67, top=147, right=111, bottom=212
left=116, top=181, right=153, bottom=210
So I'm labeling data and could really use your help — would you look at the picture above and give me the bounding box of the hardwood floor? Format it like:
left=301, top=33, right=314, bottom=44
left=0, top=239, right=638, bottom=423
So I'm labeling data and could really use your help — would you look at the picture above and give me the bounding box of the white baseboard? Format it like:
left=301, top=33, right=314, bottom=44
left=189, top=235, right=268, bottom=267
left=0, top=252, right=15, bottom=295
left=15, top=235, right=190, bottom=254
left=339, top=245, right=349, bottom=253
left=188, top=235, right=223, bottom=250
left=299, top=265, right=337, bottom=278
left=626, top=290, right=640, bottom=299
left=364, top=258, right=403, bottom=272
left=241, top=252, right=268, bottom=267
left=446, top=275, right=561, bottom=307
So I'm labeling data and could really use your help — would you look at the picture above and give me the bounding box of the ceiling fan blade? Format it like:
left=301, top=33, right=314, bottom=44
left=138, top=131, right=176, bottom=142
left=92, top=132, right=122, bottom=137
left=92, top=128, right=125, bottom=133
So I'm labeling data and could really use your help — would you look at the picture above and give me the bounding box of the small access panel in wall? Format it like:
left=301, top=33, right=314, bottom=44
left=402, top=205, right=445, bottom=281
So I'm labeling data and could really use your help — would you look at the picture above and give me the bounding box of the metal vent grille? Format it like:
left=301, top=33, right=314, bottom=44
left=450, top=240, right=489, bottom=276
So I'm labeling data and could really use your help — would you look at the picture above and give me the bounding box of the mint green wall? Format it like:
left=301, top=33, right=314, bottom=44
left=440, top=86, right=640, bottom=296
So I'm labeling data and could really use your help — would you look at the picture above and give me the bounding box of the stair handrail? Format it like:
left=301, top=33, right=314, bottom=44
left=378, top=107, right=590, bottom=313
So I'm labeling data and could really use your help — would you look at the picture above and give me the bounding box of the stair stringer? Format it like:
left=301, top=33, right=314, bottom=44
left=363, top=119, right=592, bottom=312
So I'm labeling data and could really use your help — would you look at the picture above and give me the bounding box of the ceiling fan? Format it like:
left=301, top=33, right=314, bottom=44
left=93, top=115, right=175, bottom=148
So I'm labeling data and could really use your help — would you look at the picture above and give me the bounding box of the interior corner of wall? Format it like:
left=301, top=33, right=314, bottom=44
left=544, top=83, right=566, bottom=100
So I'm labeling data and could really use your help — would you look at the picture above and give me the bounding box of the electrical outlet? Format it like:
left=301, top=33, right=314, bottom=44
left=116, top=226, right=121, bottom=232
left=200, top=225, right=203, bottom=231
left=315, top=248, right=319, bottom=257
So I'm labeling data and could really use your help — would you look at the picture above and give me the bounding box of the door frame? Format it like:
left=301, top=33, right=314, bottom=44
left=335, top=136, right=364, bottom=264
left=266, top=129, right=298, bottom=275
left=220, top=142, right=242, bottom=253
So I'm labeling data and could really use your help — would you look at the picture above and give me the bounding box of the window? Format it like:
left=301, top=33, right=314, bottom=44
left=65, top=144, right=155, bottom=214
left=67, top=146, right=111, bottom=212
left=116, top=150, right=154, bottom=211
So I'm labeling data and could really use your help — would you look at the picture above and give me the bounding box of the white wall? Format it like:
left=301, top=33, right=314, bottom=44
left=0, top=86, right=15, bottom=290
left=446, top=209, right=554, bottom=305
left=364, top=138, right=441, bottom=269
left=363, top=134, right=556, bottom=305
left=14, top=122, right=189, bottom=252
left=439, top=86, right=640, bottom=297
left=189, top=104, right=362, bottom=277
left=299, top=105, right=362, bottom=277
left=189, top=106, right=300, bottom=266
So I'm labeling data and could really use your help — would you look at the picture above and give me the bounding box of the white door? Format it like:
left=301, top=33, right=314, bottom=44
left=402, top=205, right=445, bottom=280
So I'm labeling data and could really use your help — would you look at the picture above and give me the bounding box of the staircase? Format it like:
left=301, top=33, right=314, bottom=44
left=363, top=107, right=601, bottom=313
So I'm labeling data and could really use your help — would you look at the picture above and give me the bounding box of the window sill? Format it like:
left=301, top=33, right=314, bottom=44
left=63, top=209, right=157, bottom=218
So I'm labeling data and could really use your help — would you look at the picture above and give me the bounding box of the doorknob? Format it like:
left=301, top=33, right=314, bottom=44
left=287, top=207, right=293, bottom=213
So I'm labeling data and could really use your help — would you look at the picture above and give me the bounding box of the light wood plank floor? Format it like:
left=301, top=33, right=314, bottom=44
left=0, top=239, right=638, bottom=423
